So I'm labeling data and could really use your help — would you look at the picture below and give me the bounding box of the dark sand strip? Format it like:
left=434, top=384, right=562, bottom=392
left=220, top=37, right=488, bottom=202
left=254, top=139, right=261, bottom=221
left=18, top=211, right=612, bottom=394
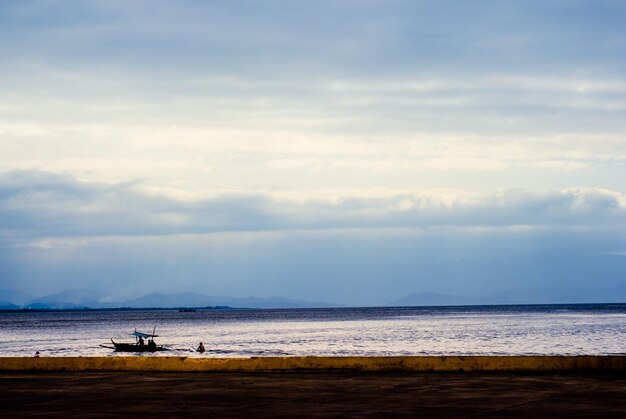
left=1, top=371, right=625, bottom=418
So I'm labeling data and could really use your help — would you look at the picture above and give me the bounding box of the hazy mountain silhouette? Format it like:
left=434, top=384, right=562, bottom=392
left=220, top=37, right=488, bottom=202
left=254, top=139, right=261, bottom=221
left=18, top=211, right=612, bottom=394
left=25, top=289, right=105, bottom=309
left=1, top=289, right=338, bottom=309
left=0, top=289, right=36, bottom=305
left=122, top=292, right=225, bottom=308
left=0, top=301, right=20, bottom=309
left=123, top=292, right=337, bottom=309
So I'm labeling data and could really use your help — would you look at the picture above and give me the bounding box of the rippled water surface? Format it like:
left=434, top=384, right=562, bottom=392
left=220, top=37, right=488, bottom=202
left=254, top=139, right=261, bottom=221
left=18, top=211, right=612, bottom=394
left=0, top=304, right=625, bottom=357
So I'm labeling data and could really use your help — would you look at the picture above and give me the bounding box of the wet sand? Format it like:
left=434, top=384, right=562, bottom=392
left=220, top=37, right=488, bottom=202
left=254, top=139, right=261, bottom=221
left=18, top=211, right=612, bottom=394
left=1, top=371, right=625, bottom=418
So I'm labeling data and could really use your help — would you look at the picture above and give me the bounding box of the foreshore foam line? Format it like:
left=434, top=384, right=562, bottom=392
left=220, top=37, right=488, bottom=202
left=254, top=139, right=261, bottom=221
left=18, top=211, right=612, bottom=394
left=1, top=356, right=625, bottom=372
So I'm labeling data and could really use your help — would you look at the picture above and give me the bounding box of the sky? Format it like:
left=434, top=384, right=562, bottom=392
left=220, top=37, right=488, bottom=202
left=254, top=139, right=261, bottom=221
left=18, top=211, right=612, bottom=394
left=1, top=0, right=626, bottom=305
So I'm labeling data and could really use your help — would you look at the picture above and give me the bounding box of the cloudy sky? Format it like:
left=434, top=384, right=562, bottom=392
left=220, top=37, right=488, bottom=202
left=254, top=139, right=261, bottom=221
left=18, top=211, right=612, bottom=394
left=1, top=0, right=626, bottom=305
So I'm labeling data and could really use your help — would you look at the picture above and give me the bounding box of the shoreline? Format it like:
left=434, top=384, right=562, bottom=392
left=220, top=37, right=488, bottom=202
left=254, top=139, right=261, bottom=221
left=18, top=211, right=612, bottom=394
left=2, top=355, right=625, bottom=372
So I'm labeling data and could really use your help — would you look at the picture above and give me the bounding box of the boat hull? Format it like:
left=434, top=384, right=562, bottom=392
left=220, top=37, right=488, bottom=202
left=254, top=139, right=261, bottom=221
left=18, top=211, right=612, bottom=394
left=110, top=340, right=167, bottom=352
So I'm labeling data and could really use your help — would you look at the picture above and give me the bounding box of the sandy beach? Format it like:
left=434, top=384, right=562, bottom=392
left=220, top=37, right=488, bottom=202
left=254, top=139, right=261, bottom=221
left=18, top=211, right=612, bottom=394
left=1, top=371, right=625, bottom=418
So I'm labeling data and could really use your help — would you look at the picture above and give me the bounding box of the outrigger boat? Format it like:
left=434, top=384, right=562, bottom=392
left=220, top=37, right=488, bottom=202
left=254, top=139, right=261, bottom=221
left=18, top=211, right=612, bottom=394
left=101, top=328, right=168, bottom=352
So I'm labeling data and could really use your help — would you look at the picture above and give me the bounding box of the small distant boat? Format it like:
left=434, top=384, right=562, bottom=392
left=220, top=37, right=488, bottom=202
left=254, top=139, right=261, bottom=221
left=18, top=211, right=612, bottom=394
left=178, top=308, right=197, bottom=312
left=101, top=328, right=168, bottom=352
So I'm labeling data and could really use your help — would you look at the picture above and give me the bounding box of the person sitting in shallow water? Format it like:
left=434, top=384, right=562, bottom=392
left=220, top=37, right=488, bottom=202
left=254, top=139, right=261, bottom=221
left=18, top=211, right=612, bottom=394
left=196, top=342, right=205, bottom=353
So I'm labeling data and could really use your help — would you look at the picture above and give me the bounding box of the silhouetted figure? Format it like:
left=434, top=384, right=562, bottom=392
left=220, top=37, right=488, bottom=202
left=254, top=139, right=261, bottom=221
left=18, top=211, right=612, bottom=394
left=197, top=342, right=205, bottom=353
left=34, top=351, right=40, bottom=357
left=138, top=337, right=145, bottom=346
left=148, top=339, right=157, bottom=351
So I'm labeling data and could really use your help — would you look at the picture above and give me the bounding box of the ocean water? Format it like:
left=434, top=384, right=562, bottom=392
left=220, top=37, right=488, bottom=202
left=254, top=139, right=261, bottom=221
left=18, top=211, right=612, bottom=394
left=0, top=304, right=624, bottom=357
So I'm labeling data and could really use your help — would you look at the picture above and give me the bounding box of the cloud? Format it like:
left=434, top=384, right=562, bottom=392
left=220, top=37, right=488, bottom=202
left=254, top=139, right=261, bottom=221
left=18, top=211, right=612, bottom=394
left=1, top=1, right=625, bottom=194
left=2, top=205, right=626, bottom=305
left=607, top=251, right=626, bottom=257
left=1, top=170, right=625, bottom=240
left=1, top=69, right=624, bottom=193
left=3, top=1, right=625, bottom=77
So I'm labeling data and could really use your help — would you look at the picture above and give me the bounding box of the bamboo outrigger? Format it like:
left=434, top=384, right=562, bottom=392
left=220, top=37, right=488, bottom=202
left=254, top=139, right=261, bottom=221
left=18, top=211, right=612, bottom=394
left=101, top=328, right=168, bottom=352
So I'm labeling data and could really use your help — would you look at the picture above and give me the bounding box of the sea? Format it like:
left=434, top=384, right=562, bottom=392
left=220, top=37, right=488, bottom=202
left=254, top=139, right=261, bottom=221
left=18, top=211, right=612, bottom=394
left=0, top=304, right=624, bottom=357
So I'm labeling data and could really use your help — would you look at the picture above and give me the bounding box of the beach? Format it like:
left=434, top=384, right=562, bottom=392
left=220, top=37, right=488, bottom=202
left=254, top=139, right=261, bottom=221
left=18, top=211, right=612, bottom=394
left=1, top=306, right=624, bottom=417
left=1, top=356, right=625, bottom=417
left=2, top=371, right=626, bottom=418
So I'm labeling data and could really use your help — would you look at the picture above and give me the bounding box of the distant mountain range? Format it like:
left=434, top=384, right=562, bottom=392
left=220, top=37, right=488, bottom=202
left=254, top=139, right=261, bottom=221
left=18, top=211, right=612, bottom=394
left=122, top=292, right=337, bottom=309
left=0, top=289, right=36, bottom=306
left=0, top=289, right=339, bottom=310
left=25, top=289, right=106, bottom=309
left=2, top=288, right=613, bottom=311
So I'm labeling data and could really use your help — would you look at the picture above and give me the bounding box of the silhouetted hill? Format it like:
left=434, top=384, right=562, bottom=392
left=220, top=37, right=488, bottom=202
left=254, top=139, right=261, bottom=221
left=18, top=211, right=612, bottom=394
left=2, top=289, right=337, bottom=309
left=25, top=289, right=105, bottom=309
left=123, top=292, right=337, bottom=309
left=0, top=289, right=36, bottom=305
left=122, top=292, right=223, bottom=308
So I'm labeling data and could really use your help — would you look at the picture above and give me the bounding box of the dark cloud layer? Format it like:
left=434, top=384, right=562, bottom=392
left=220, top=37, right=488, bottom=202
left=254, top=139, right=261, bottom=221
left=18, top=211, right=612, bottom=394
left=2, top=1, right=625, bottom=78
left=1, top=170, right=624, bottom=238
